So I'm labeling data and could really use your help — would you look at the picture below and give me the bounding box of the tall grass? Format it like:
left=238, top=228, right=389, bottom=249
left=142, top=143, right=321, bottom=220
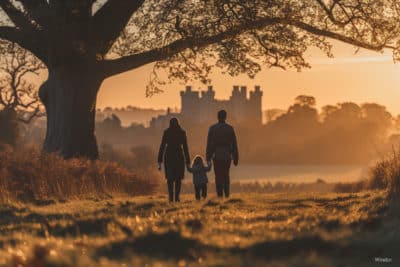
left=366, top=148, right=400, bottom=199
left=334, top=148, right=400, bottom=198
left=0, top=146, right=160, bottom=203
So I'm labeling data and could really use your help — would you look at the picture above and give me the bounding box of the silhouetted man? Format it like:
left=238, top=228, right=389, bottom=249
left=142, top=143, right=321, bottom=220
left=206, top=110, right=239, bottom=197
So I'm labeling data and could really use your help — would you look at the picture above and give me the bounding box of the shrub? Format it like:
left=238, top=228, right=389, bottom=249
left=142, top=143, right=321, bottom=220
left=0, top=148, right=160, bottom=203
left=365, top=148, right=400, bottom=199
left=333, top=181, right=364, bottom=193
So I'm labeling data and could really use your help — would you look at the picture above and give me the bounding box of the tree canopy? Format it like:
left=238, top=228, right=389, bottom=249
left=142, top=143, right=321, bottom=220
left=1, top=0, right=400, bottom=158
left=1, top=0, right=399, bottom=94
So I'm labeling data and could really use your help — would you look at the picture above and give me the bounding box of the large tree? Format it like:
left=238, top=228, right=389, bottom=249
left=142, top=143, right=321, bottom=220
left=0, top=0, right=399, bottom=158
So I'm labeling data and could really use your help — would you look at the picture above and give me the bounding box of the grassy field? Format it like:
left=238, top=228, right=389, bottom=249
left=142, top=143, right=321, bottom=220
left=0, top=191, right=398, bottom=267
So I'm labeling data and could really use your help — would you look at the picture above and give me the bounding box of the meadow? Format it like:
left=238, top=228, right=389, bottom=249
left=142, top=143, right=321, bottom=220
left=0, top=191, right=398, bottom=267
left=1, top=147, right=399, bottom=266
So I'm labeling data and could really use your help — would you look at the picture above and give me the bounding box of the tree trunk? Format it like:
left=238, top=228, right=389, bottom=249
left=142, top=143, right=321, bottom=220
left=39, top=66, right=103, bottom=159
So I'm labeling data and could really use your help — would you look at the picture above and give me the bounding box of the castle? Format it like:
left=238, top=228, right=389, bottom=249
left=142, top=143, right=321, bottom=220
left=150, top=85, right=263, bottom=128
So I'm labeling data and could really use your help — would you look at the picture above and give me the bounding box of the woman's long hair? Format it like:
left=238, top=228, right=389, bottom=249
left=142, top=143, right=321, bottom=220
left=169, top=118, right=181, bottom=130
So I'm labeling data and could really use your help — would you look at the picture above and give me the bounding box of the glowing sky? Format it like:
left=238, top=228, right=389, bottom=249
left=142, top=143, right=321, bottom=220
left=97, top=41, right=400, bottom=115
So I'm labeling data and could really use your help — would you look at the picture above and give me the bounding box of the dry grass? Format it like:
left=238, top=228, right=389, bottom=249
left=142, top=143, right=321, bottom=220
left=333, top=149, right=400, bottom=199
left=179, top=179, right=334, bottom=195
left=365, top=149, right=400, bottom=199
left=0, top=191, right=397, bottom=267
left=0, top=147, right=160, bottom=203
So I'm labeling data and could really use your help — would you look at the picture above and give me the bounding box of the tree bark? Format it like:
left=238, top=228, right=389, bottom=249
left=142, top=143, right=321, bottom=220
left=39, top=66, right=102, bottom=159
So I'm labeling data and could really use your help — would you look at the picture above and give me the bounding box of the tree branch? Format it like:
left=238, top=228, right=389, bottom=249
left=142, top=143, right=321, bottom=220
left=0, top=26, right=23, bottom=43
left=0, top=0, right=37, bottom=31
left=0, top=27, right=46, bottom=62
left=102, top=17, right=392, bottom=77
left=91, top=0, right=145, bottom=55
left=17, top=0, right=50, bottom=28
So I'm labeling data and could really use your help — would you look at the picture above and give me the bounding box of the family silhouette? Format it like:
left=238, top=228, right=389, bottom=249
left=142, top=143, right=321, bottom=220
left=158, top=110, right=239, bottom=202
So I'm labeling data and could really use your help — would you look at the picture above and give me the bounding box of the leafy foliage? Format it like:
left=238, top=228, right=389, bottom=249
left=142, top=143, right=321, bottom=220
left=1, top=0, right=399, bottom=94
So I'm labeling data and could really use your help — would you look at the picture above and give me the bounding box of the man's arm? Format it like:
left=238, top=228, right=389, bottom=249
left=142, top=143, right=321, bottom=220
left=205, top=161, right=212, bottom=172
left=232, top=128, right=239, bottom=166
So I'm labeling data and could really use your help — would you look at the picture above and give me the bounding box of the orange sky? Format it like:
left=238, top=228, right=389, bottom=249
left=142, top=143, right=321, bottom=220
left=98, top=41, right=400, bottom=115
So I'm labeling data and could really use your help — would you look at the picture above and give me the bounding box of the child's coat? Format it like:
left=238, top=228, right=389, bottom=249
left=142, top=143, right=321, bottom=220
left=187, top=164, right=211, bottom=185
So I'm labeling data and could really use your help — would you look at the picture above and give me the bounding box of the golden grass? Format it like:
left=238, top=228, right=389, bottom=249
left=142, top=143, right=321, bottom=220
left=1, top=191, right=397, bottom=267
left=0, top=147, right=160, bottom=203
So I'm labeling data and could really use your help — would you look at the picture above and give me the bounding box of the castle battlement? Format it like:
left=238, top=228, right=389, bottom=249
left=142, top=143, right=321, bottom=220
left=150, top=85, right=263, bottom=129
left=180, top=85, right=263, bottom=125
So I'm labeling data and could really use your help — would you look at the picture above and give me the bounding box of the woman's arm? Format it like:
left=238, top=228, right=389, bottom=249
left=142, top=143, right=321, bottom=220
left=157, top=131, right=167, bottom=163
left=182, top=131, right=191, bottom=165
left=186, top=165, right=194, bottom=173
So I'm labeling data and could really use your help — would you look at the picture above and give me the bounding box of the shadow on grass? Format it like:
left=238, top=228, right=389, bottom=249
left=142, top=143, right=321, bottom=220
left=96, top=231, right=216, bottom=260
left=96, top=232, right=343, bottom=262
left=239, top=235, right=335, bottom=259
left=51, top=218, right=111, bottom=237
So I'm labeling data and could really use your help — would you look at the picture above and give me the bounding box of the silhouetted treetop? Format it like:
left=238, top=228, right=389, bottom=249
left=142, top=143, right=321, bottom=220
left=1, top=1, right=399, bottom=86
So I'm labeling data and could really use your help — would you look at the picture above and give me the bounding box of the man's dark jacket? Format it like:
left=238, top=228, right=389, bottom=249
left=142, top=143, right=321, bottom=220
left=206, top=121, right=239, bottom=164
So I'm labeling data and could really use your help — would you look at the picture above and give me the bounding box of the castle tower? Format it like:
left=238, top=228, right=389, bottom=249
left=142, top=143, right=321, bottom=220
left=230, top=86, right=248, bottom=124
left=180, top=85, right=200, bottom=119
left=249, top=85, right=263, bottom=125
left=201, top=85, right=215, bottom=100
left=200, top=85, right=216, bottom=122
left=240, top=86, right=247, bottom=98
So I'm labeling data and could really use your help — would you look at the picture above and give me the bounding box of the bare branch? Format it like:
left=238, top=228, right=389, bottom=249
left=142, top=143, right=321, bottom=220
left=0, top=26, right=23, bottom=43
left=17, top=0, right=51, bottom=28
left=92, top=0, right=145, bottom=55
left=0, top=41, right=45, bottom=123
left=103, top=16, right=393, bottom=77
left=0, top=26, right=46, bottom=61
left=0, top=0, right=37, bottom=31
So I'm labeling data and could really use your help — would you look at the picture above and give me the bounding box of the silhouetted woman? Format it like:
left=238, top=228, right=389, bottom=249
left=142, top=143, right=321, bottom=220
left=158, top=118, right=190, bottom=202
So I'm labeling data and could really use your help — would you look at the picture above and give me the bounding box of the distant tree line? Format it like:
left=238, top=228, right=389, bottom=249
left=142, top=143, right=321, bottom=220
left=93, top=95, right=398, bottom=165
left=3, top=94, right=398, bottom=165
left=242, top=96, right=395, bottom=164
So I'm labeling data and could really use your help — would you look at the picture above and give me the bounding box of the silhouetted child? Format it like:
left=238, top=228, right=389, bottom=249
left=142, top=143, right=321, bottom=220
left=187, top=155, right=212, bottom=200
